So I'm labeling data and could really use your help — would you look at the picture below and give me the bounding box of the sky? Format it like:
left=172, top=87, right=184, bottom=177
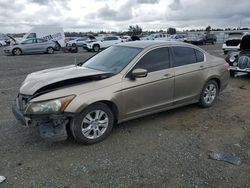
left=0, top=0, right=250, bottom=33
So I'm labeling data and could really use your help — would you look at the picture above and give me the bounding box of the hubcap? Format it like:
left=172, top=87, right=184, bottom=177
left=14, top=49, right=21, bottom=55
left=94, top=46, right=99, bottom=52
left=203, top=84, right=217, bottom=104
left=48, top=48, right=53, bottom=54
left=81, top=110, right=109, bottom=139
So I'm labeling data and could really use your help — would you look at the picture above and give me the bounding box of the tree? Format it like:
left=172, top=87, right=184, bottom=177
left=128, top=25, right=143, bottom=36
left=167, top=28, right=177, bottom=35
left=205, top=26, right=211, bottom=33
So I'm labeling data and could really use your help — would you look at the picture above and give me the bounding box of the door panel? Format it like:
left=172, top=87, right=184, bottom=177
left=121, top=69, right=174, bottom=119
left=174, top=62, right=207, bottom=104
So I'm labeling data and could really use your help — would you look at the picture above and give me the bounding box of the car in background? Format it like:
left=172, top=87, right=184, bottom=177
left=222, top=32, right=244, bottom=54
left=186, top=34, right=206, bottom=45
left=83, top=36, right=121, bottom=52
left=66, top=35, right=96, bottom=47
left=145, top=33, right=167, bottom=40
left=121, top=36, right=131, bottom=42
left=4, top=38, right=56, bottom=56
left=225, top=34, right=250, bottom=76
left=204, top=33, right=217, bottom=44
left=0, top=40, right=6, bottom=46
left=12, top=41, right=229, bottom=144
left=168, top=34, right=187, bottom=42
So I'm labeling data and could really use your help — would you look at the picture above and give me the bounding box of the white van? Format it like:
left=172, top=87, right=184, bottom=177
left=22, top=25, right=66, bottom=48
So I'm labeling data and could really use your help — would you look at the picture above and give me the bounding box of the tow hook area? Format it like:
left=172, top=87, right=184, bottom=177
left=38, top=116, right=69, bottom=142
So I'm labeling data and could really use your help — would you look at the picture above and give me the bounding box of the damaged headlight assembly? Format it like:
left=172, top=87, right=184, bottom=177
left=25, top=95, right=75, bottom=115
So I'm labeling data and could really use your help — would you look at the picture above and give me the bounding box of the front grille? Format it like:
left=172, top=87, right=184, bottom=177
left=226, top=39, right=241, bottom=46
left=18, top=94, right=31, bottom=112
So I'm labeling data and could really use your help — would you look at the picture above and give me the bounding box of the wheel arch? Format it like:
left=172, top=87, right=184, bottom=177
left=205, top=76, right=221, bottom=91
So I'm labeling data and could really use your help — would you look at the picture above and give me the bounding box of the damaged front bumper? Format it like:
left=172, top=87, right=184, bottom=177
left=229, top=66, right=250, bottom=73
left=12, top=97, right=72, bottom=142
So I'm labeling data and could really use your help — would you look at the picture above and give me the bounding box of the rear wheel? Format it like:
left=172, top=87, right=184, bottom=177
left=47, top=47, right=54, bottom=54
left=12, top=48, right=22, bottom=56
left=199, top=80, right=219, bottom=108
left=71, top=102, right=114, bottom=144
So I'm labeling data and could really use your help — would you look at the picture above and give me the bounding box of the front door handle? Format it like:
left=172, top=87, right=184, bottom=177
left=163, top=73, right=172, bottom=78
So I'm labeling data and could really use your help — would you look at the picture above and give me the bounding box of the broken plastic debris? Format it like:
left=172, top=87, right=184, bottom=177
left=0, top=176, right=6, bottom=183
left=207, top=149, right=241, bottom=165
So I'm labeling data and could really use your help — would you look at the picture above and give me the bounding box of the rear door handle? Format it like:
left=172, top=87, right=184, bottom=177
left=163, top=73, right=172, bottom=78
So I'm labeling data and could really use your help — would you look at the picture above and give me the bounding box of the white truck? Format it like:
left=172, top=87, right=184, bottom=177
left=84, top=36, right=122, bottom=52
left=21, top=25, right=66, bottom=49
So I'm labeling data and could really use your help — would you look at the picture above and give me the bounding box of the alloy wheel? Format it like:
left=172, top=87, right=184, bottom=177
left=203, top=83, right=217, bottom=104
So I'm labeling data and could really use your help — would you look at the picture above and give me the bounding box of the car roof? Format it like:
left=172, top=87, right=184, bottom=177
left=116, top=40, right=193, bottom=49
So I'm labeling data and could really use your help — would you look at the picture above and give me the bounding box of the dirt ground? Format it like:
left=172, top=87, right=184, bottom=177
left=0, top=44, right=249, bottom=188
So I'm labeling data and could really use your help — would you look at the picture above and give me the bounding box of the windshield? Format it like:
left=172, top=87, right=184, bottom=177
left=83, top=46, right=142, bottom=74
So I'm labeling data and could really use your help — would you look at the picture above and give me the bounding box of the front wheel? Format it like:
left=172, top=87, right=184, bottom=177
left=71, top=103, right=114, bottom=144
left=93, top=44, right=100, bottom=52
left=199, top=80, right=219, bottom=108
left=12, top=48, right=22, bottom=56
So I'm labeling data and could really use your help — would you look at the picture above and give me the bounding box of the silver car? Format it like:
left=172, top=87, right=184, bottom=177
left=4, top=38, right=56, bottom=55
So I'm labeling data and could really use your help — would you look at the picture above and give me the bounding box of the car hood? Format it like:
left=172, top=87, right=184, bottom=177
left=20, top=65, right=111, bottom=95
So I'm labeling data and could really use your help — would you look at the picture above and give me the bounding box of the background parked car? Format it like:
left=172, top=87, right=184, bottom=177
left=0, top=40, right=6, bottom=46
left=225, top=34, right=250, bottom=76
left=83, top=36, right=122, bottom=52
left=4, top=38, right=56, bottom=56
left=66, top=35, right=96, bottom=47
left=168, top=34, right=187, bottom=42
left=204, top=33, right=217, bottom=44
left=222, top=32, right=244, bottom=54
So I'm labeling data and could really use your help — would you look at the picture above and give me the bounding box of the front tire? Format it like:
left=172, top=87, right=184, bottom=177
left=93, top=44, right=100, bottom=52
left=71, top=102, right=114, bottom=144
left=199, top=80, right=219, bottom=108
left=12, top=48, right=22, bottom=56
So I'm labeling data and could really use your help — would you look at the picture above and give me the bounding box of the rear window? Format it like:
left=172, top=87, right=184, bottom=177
left=172, top=46, right=204, bottom=66
left=172, top=46, right=196, bottom=67
left=195, top=49, right=205, bottom=62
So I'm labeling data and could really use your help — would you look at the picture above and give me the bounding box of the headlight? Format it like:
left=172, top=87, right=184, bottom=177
left=229, top=56, right=236, bottom=63
left=25, top=95, right=75, bottom=115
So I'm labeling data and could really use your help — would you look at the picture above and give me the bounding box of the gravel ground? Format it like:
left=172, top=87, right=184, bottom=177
left=0, top=44, right=249, bottom=188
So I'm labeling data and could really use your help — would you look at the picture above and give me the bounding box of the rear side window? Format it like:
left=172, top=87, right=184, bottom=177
left=195, top=49, right=205, bottom=62
left=172, top=46, right=202, bottom=67
left=134, top=47, right=170, bottom=72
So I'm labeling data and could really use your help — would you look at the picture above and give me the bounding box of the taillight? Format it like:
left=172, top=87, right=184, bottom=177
left=224, top=62, right=230, bottom=69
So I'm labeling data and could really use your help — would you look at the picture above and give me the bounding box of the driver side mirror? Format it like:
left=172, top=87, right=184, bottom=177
left=131, top=68, right=148, bottom=79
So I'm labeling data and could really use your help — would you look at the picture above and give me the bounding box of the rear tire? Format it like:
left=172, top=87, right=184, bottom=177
left=199, top=80, right=219, bottom=108
left=47, top=47, right=54, bottom=54
left=12, top=48, right=22, bottom=56
left=71, top=102, right=114, bottom=144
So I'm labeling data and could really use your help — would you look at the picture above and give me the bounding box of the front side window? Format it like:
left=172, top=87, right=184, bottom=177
left=133, top=47, right=170, bottom=72
left=172, top=46, right=197, bottom=67
left=22, top=39, right=36, bottom=44
left=37, top=39, right=47, bottom=43
left=83, top=46, right=142, bottom=74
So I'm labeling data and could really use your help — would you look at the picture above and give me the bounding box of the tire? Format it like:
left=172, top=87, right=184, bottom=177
left=47, top=47, right=54, bottom=54
left=12, top=48, right=22, bottom=56
left=199, top=80, right=219, bottom=108
left=230, top=70, right=236, bottom=77
left=223, top=51, right=228, bottom=55
left=93, top=44, right=100, bottom=52
left=71, top=102, right=114, bottom=144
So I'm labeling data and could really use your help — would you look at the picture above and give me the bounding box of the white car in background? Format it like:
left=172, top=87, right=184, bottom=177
left=84, top=36, right=122, bottom=52
left=168, top=34, right=187, bottom=42
left=222, top=32, right=245, bottom=54
left=66, top=35, right=96, bottom=47
left=0, top=40, right=6, bottom=46
left=145, top=33, right=167, bottom=40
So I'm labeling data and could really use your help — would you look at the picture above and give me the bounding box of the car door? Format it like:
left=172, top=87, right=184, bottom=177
left=21, top=39, right=37, bottom=53
left=36, top=39, right=48, bottom=52
left=171, top=46, right=207, bottom=105
left=102, top=37, right=111, bottom=48
left=121, top=47, right=174, bottom=120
